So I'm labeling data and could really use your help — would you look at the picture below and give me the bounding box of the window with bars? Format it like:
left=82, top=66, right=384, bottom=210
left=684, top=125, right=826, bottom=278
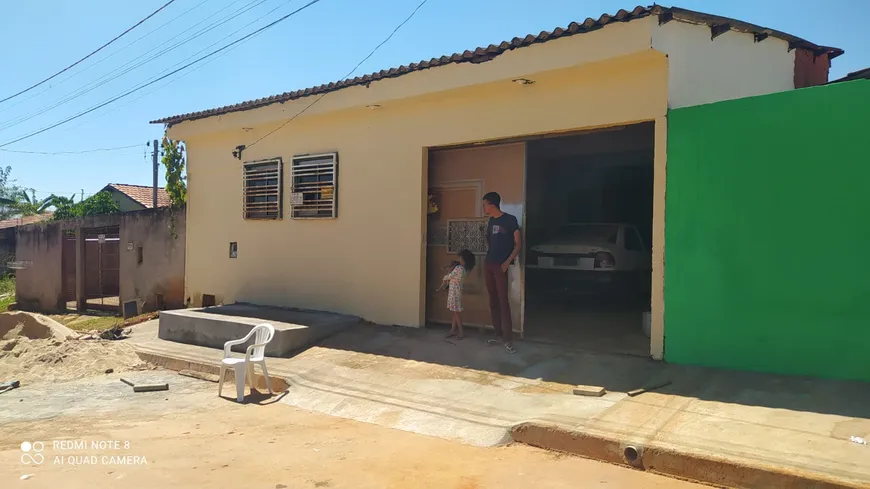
left=243, top=159, right=283, bottom=220
left=290, top=153, right=338, bottom=219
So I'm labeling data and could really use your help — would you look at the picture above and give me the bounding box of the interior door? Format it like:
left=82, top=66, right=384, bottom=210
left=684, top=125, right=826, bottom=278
left=426, top=187, right=491, bottom=326
left=426, top=143, right=526, bottom=334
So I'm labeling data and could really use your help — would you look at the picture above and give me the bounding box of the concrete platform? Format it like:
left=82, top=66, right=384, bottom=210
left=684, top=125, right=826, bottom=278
left=130, top=320, right=870, bottom=489
left=158, top=304, right=359, bottom=357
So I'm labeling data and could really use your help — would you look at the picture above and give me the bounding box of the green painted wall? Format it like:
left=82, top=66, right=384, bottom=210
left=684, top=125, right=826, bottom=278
left=665, top=80, right=870, bottom=382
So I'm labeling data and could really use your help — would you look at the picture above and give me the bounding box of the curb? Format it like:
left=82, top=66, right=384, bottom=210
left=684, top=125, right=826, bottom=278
left=511, top=422, right=865, bottom=489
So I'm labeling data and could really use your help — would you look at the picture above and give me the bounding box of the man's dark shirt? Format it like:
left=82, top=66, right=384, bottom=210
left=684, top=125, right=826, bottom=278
left=485, top=213, right=519, bottom=264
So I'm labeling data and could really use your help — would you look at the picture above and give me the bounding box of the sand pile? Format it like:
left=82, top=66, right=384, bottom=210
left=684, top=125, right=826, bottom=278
left=0, top=338, right=152, bottom=384
left=0, top=312, right=152, bottom=385
left=0, top=311, right=77, bottom=341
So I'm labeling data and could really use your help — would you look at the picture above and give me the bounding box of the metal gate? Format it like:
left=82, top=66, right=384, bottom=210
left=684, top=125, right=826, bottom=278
left=61, top=230, right=76, bottom=306
left=83, top=226, right=120, bottom=310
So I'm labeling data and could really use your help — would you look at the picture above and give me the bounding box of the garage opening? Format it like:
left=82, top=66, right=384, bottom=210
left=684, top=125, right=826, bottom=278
left=524, top=123, right=654, bottom=356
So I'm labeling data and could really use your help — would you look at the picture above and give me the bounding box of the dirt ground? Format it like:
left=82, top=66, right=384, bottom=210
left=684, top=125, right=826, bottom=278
left=0, top=371, right=706, bottom=489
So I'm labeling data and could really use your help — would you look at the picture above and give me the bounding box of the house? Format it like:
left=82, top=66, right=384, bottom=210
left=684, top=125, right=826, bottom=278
left=151, top=5, right=840, bottom=365
left=102, top=183, right=171, bottom=211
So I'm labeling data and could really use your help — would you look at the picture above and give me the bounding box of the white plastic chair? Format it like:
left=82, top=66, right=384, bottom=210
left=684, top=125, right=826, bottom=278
left=218, top=323, right=275, bottom=402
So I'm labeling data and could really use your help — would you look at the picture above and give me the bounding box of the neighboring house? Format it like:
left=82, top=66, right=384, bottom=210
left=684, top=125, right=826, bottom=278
left=151, top=5, right=840, bottom=364
left=666, top=78, right=870, bottom=382
left=0, top=214, right=53, bottom=274
left=15, top=206, right=186, bottom=315
left=830, top=66, right=870, bottom=83
left=102, top=183, right=171, bottom=212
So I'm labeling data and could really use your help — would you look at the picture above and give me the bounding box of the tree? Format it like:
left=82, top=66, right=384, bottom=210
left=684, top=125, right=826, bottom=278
left=51, top=191, right=119, bottom=220
left=0, top=166, right=27, bottom=221
left=162, top=137, right=186, bottom=239
left=79, top=191, right=119, bottom=216
left=162, top=137, right=186, bottom=207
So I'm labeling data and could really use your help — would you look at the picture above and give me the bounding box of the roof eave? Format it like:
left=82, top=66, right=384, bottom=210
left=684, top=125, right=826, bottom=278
left=665, top=6, right=844, bottom=60
left=830, top=67, right=870, bottom=84
left=150, top=4, right=843, bottom=127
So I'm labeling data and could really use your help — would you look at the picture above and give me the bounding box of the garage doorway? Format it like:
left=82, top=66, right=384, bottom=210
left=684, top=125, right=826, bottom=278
left=524, top=123, right=654, bottom=356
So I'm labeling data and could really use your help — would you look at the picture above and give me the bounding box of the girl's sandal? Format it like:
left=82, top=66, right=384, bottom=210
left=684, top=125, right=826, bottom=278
left=445, top=332, right=457, bottom=339
left=504, top=343, right=517, bottom=354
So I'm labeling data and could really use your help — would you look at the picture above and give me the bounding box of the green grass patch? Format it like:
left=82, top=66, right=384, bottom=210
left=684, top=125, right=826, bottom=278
left=0, top=274, right=15, bottom=312
left=0, top=274, right=14, bottom=296
left=0, top=295, right=14, bottom=312
left=49, top=313, right=121, bottom=332
left=47, top=311, right=158, bottom=332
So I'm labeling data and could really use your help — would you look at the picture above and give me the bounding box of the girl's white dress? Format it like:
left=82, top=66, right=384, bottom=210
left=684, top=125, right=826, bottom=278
left=443, top=265, right=466, bottom=312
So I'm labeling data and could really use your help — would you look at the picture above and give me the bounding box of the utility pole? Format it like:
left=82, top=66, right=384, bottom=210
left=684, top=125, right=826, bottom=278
left=152, top=139, right=159, bottom=208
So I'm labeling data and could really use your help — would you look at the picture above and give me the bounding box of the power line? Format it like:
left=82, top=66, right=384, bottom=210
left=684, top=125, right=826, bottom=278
left=0, top=0, right=324, bottom=148
left=0, top=0, right=266, bottom=132
left=246, top=0, right=429, bottom=151
left=0, top=0, right=220, bottom=115
left=0, top=143, right=143, bottom=155
left=60, top=1, right=296, bottom=132
left=0, top=0, right=178, bottom=105
left=63, top=0, right=218, bottom=82
left=21, top=190, right=96, bottom=198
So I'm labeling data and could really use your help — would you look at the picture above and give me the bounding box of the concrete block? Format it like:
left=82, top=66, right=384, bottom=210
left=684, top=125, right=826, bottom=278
left=573, top=385, right=606, bottom=397
left=133, top=383, right=169, bottom=392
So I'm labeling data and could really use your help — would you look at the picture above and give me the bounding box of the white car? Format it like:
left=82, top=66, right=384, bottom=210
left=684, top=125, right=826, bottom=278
left=527, top=223, right=650, bottom=278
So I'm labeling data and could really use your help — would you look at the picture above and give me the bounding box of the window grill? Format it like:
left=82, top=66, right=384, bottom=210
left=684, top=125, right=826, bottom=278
left=446, top=219, right=488, bottom=254
left=290, top=153, right=338, bottom=219
left=243, top=159, right=282, bottom=220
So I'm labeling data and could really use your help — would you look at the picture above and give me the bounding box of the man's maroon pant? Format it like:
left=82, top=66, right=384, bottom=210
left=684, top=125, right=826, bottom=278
left=484, top=261, right=513, bottom=342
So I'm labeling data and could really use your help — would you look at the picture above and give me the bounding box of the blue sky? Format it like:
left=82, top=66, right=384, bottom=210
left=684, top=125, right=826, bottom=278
left=0, top=0, right=866, bottom=200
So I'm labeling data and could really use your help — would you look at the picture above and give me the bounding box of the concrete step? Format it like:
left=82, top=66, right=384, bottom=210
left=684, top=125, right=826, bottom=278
left=158, top=304, right=359, bottom=357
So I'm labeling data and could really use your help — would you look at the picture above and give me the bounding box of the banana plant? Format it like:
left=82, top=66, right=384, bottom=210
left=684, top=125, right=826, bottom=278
left=10, top=189, right=54, bottom=216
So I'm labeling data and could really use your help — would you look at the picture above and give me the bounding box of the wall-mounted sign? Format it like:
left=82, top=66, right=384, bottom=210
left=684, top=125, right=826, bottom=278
left=290, top=192, right=304, bottom=206
left=97, top=234, right=106, bottom=244
left=127, top=242, right=134, bottom=251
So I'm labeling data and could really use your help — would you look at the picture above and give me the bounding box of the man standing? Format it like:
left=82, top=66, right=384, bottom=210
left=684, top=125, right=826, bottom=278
left=482, top=192, right=521, bottom=354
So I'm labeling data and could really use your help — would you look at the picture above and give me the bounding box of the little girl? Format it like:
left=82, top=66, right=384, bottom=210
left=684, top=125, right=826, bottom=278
left=441, top=249, right=476, bottom=339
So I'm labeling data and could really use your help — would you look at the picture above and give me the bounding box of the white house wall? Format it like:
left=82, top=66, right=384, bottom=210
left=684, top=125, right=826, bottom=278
left=653, top=20, right=796, bottom=109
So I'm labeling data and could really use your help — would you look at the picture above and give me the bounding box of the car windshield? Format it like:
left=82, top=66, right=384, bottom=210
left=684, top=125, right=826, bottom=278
left=556, top=224, right=620, bottom=242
